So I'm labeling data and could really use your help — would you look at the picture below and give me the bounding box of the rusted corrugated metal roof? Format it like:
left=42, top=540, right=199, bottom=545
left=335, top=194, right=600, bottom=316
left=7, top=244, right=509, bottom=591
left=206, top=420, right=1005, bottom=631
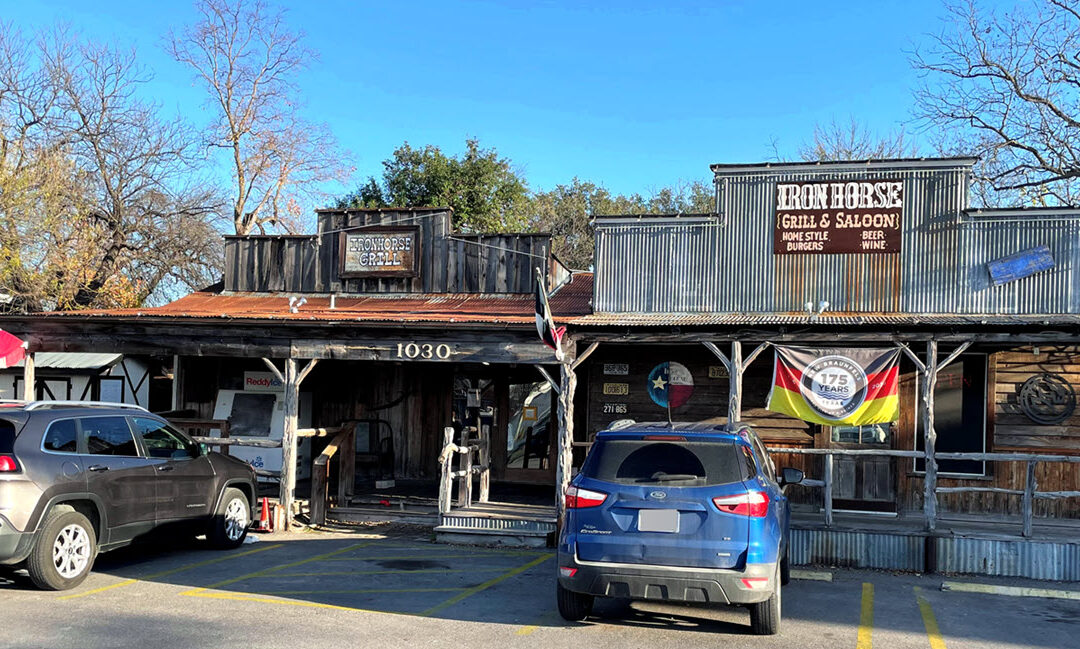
left=36, top=273, right=594, bottom=327
left=571, top=311, right=1080, bottom=327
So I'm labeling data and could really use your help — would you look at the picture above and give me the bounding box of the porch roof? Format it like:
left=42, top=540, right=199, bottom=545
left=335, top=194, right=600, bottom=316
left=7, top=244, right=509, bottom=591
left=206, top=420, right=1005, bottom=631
left=28, top=273, right=593, bottom=327
left=571, top=311, right=1080, bottom=327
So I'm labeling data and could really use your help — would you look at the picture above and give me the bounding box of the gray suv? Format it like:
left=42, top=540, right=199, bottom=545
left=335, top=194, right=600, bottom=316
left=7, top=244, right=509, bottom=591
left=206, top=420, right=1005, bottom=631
left=0, top=401, right=259, bottom=590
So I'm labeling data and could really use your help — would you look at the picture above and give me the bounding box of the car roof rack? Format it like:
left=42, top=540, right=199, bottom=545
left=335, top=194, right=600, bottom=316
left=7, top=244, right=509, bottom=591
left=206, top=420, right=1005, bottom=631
left=23, top=400, right=150, bottom=413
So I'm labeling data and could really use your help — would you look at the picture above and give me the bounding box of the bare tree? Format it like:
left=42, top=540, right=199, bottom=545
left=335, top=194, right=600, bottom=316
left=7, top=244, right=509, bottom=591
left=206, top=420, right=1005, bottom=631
left=170, top=0, right=352, bottom=235
left=798, top=117, right=918, bottom=162
left=913, top=0, right=1080, bottom=205
left=0, top=24, right=222, bottom=313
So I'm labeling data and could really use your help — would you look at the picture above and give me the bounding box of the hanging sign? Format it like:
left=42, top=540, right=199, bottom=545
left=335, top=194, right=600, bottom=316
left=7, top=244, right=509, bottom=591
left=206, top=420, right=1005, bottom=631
left=774, top=180, right=903, bottom=254
left=647, top=361, right=695, bottom=409
left=766, top=346, right=900, bottom=425
left=339, top=227, right=419, bottom=277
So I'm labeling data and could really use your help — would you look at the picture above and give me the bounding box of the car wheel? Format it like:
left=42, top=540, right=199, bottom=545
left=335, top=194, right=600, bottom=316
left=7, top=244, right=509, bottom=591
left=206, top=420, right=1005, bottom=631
left=556, top=582, right=594, bottom=621
left=27, top=507, right=98, bottom=591
left=780, top=549, right=791, bottom=586
left=749, top=568, right=781, bottom=635
left=208, top=488, right=250, bottom=549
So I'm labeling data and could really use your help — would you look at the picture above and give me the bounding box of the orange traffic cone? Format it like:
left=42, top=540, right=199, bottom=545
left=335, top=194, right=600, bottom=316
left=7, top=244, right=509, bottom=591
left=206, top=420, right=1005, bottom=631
left=256, top=497, right=271, bottom=532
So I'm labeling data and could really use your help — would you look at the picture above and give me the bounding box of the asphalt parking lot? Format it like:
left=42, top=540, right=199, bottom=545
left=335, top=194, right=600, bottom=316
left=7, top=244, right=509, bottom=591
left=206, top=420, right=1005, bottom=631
left=1, top=526, right=1077, bottom=649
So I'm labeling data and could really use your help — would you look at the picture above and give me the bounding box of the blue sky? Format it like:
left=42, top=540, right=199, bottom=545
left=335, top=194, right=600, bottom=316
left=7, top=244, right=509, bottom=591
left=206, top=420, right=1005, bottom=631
left=4, top=0, right=964, bottom=198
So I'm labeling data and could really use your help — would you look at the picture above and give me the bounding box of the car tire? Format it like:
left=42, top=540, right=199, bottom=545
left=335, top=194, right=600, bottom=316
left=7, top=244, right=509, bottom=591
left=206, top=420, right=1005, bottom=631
left=208, top=488, right=250, bottom=550
left=556, top=582, right=594, bottom=621
left=749, top=569, right=781, bottom=635
left=27, top=507, right=98, bottom=591
left=780, top=549, right=791, bottom=586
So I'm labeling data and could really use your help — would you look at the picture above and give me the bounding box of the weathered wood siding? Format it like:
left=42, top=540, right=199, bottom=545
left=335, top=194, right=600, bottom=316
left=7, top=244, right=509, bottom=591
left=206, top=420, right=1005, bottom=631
left=223, top=209, right=551, bottom=294
left=581, top=344, right=811, bottom=444
left=993, top=347, right=1080, bottom=452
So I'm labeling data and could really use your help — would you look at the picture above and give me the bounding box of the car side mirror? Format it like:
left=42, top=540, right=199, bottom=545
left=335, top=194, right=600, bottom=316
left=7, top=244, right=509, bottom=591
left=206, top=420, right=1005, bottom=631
left=779, top=467, right=804, bottom=487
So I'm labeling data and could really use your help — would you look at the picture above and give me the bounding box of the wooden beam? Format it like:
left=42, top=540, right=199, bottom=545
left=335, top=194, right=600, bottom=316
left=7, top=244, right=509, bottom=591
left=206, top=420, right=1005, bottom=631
left=297, top=358, right=319, bottom=385
left=556, top=341, right=579, bottom=523
left=898, top=343, right=927, bottom=373
left=279, top=358, right=298, bottom=530
left=743, top=341, right=772, bottom=369
left=727, top=341, right=743, bottom=426
left=922, top=340, right=939, bottom=534
left=21, top=352, right=34, bottom=401
left=570, top=342, right=599, bottom=371
left=701, top=341, right=732, bottom=374
left=1022, top=460, right=1037, bottom=538
left=534, top=365, right=561, bottom=395
left=438, top=427, right=455, bottom=515
left=936, top=341, right=972, bottom=373
left=337, top=422, right=356, bottom=507
left=261, top=357, right=284, bottom=383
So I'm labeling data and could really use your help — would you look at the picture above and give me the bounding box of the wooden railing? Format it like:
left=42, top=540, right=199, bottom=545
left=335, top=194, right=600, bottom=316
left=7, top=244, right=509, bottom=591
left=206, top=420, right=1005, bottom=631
left=438, top=425, right=491, bottom=515
left=308, top=423, right=357, bottom=526
left=770, top=446, right=1080, bottom=537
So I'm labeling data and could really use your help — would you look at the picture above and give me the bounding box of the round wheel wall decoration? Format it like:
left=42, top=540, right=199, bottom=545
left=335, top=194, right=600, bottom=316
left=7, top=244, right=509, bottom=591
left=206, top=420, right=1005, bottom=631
left=647, top=361, right=695, bottom=409
left=1019, top=373, right=1076, bottom=425
left=800, top=355, right=869, bottom=421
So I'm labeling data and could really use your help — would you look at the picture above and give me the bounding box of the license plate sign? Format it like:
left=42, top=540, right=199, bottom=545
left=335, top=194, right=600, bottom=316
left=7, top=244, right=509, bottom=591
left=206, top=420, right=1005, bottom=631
left=638, top=509, right=679, bottom=533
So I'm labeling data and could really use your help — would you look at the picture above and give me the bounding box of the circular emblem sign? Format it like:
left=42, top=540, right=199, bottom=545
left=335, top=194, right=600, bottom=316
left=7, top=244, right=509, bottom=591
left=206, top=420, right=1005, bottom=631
left=800, top=355, right=868, bottom=421
left=1019, top=374, right=1076, bottom=425
left=647, top=361, right=694, bottom=409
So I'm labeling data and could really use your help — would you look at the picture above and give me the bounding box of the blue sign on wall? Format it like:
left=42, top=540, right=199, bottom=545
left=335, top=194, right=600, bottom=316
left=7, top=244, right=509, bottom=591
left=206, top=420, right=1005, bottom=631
left=986, top=245, right=1055, bottom=286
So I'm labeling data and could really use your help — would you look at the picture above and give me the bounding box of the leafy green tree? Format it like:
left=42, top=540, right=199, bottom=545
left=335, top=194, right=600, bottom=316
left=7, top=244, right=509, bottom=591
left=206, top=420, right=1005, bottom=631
left=339, top=139, right=530, bottom=232
left=529, top=179, right=714, bottom=270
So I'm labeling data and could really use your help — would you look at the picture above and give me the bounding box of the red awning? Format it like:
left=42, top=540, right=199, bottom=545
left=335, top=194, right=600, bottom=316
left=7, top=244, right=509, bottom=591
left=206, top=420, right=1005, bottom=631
left=0, top=330, right=27, bottom=369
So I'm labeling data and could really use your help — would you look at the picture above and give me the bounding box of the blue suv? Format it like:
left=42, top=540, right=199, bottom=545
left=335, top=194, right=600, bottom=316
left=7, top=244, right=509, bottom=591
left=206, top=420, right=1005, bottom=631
left=556, top=422, right=803, bottom=635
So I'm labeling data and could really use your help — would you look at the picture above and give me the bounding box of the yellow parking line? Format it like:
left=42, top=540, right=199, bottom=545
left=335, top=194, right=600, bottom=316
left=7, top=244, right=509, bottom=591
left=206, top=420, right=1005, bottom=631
left=420, top=553, right=554, bottom=617
left=856, top=582, right=874, bottom=649
left=185, top=589, right=400, bottom=615
left=516, top=625, right=539, bottom=636
left=256, top=587, right=463, bottom=595
left=323, top=552, right=542, bottom=562
left=59, top=544, right=284, bottom=600
left=915, top=587, right=947, bottom=649
left=276, top=567, right=510, bottom=577
left=181, top=542, right=374, bottom=595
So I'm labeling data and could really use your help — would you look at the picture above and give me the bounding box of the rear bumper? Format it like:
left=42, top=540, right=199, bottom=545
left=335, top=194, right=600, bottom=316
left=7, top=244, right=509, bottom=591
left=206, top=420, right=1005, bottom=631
left=0, top=514, right=35, bottom=565
left=558, top=551, right=777, bottom=605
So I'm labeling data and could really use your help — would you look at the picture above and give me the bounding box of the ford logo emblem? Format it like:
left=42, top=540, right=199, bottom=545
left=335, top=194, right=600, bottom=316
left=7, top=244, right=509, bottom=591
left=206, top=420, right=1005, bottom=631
left=649, top=491, right=667, bottom=500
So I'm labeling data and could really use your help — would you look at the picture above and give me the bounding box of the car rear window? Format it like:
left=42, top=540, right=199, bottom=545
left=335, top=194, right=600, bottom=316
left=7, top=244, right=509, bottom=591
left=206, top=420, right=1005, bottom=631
left=581, top=438, right=745, bottom=487
left=0, top=419, right=15, bottom=454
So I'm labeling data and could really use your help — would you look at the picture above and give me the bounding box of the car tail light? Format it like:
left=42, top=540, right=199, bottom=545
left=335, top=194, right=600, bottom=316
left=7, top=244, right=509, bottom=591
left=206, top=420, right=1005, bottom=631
left=644, top=435, right=686, bottom=441
left=741, top=578, right=770, bottom=589
left=0, top=455, right=18, bottom=472
left=713, top=491, right=769, bottom=517
left=559, top=567, right=578, bottom=578
left=565, top=485, right=607, bottom=509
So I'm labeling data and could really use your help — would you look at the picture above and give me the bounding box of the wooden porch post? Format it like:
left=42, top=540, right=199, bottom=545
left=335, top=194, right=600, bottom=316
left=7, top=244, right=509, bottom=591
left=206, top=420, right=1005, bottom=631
left=728, top=341, right=743, bottom=425
left=280, top=358, right=298, bottom=530
left=556, top=341, right=580, bottom=522
left=21, top=352, right=34, bottom=401
left=922, top=340, right=939, bottom=533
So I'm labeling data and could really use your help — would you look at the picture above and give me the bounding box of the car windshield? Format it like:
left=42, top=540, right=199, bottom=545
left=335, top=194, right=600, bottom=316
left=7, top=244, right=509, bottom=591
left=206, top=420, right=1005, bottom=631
left=580, top=438, right=745, bottom=487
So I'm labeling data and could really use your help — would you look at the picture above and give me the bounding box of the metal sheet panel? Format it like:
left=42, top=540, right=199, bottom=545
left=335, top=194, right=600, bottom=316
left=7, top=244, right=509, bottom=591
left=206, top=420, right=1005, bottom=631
left=936, top=537, right=1080, bottom=581
left=788, top=528, right=925, bottom=571
left=593, top=164, right=971, bottom=314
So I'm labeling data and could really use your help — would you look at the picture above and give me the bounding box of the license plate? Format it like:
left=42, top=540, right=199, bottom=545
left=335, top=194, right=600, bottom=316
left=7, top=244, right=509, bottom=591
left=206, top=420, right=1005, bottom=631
left=638, top=509, right=679, bottom=533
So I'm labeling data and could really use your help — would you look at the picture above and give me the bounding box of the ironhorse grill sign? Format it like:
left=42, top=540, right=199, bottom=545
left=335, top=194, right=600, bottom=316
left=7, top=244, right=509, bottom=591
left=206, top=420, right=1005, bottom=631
left=339, top=227, right=420, bottom=278
left=773, top=179, right=903, bottom=254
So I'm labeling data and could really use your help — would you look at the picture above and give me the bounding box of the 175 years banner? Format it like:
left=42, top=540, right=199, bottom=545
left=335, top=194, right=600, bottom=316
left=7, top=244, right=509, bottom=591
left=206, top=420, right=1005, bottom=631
left=766, top=346, right=901, bottom=426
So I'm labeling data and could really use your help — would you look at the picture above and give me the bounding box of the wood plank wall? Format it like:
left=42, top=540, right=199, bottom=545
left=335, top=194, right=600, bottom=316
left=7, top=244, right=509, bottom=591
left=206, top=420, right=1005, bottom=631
left=223, top=209, right=551, bottom=294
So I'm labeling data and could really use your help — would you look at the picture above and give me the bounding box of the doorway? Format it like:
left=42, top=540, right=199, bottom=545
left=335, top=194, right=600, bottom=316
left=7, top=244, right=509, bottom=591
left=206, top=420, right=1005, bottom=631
left=827, top=422, right=897, bottom=513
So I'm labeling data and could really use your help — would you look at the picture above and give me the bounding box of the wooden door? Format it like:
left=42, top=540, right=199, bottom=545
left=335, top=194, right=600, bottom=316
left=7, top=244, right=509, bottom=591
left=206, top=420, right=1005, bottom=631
left=828, top=423, right=897, bottom=512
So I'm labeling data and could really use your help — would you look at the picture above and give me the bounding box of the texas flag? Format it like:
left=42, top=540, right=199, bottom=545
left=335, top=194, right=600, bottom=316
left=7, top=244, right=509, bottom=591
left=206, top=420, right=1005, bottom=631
left=0, top=330, right=27, bottom=369
left=647, top=361, right=695, bottom=409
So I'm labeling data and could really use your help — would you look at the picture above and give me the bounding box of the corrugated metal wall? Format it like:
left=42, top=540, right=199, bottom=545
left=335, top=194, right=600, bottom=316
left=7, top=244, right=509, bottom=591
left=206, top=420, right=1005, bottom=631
left=593, top=164, right=1080, bottom=315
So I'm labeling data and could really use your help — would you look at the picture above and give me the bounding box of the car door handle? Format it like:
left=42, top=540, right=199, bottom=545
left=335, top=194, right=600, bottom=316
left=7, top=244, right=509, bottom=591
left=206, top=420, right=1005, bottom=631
left=157, top=465, right=175, bottom=472
left=88, top=465, right=109, bottom=472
